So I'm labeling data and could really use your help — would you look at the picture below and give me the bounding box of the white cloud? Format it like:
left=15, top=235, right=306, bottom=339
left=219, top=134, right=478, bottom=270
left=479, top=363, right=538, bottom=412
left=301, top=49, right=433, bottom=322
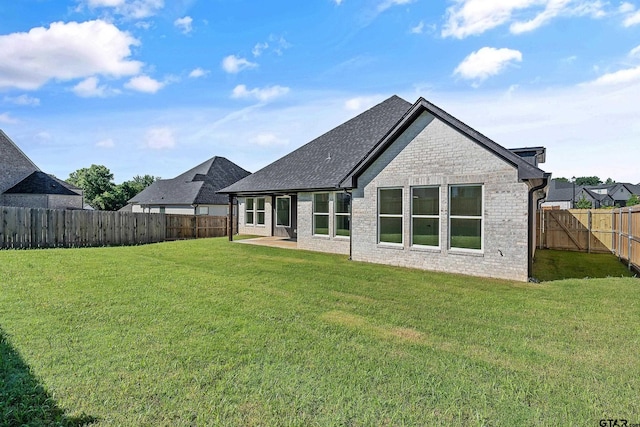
left=250, top=133, right=289, bottom=147
left=188, top=68, right=208, bottom=78
left=442, top=0, right=607, bottom=39
left=454, top=47, right=523, bottom=83
left=411, top=21, right=425, bottom=34
left=344, top=96, right=383, bottom=111
left=377, top=0, right=414, bottom=13
left=221, top=55, right=258, bottom=74
left=587, top=66, right=640, bottom=86
left=96, top=138, right=115, bottom=148
left=3, top=94, right=40, bottom=106
left=334, top=0, right=343, bottom=5
left=0, top=112, right=18, bottom=124
left=124, top=75, right=164, bottom=93
left=619, top=2, right=635, bottom=13
left=0, top=20, right=142, bottom=90
left=144, top=127, right=176, bottom=149
left=623, top=10, right=640, bottom=26
left=83, top=0, right=164, bottom=19
left=231, top=84, right=290, bottom=102
left=73, top=76, right=112, bottom=97
left=174, top=16, right=193, bottom=34
left=252, top=42, right=269, bottom=57
left=630, top=45, right=640, bottom=58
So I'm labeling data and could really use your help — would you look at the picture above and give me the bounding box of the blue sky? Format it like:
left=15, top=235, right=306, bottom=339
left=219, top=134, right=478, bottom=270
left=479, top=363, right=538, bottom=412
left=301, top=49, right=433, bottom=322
left=1, top=0, right=639, bottom=184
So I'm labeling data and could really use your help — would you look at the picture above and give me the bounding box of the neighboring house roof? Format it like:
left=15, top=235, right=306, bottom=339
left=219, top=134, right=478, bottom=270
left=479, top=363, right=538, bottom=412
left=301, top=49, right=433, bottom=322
left=220, top=95, right=413, bottom=194
left=4, top=171, right=80, bottom=196
left=221, top=95, right=548, bottom=195
left=0, top=129, right=40, bottom=193
left=129, top=156, right=250, bottom=206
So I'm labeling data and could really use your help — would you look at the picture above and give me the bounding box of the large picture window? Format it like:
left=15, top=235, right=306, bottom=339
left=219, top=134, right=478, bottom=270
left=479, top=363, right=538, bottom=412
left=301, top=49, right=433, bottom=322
left=276, top=196, right=291, bottom=227
left=411, top=186, right=439, bottom=247
left=256, top=197, right=265, bottom=225
left=313, top=193, right=329, bottom=235
left=245, top=198, right=255, bottom=225
left=335, top=192, right=351, bottom=237
left=449, top=185, right=483, bottom=250
left=378, top=188, right=403, bottom=244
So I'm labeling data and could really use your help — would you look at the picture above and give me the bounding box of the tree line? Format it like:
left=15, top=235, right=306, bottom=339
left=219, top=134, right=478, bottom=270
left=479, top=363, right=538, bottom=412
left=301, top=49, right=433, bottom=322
left=67, top=164, right=159, bottom=211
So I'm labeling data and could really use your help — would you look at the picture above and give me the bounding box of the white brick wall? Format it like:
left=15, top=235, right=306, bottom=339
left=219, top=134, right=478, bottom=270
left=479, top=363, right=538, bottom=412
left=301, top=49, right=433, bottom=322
left=237, top=196, right=272, bottom=236
left=351, top=112, right=530, bottom=281
left=297, top=192, right=350, bottom=255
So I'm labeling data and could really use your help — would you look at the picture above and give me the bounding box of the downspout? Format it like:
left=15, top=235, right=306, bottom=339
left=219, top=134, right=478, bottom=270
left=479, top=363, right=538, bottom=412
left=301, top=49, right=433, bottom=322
left=228, top=194, right=234, bottom=242
left=528, top=177, right=549, bottom=279
left=346, top=189, right=353, bottom=261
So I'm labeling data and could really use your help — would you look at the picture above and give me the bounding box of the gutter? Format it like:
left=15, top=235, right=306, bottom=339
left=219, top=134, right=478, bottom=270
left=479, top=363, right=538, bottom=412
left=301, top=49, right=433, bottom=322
left=528, top=174, right=551, bottom=280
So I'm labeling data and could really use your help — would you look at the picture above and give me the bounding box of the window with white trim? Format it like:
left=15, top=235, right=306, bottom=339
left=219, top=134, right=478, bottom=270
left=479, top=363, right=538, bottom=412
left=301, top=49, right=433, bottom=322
left=411, top=186, right=439, bottom=247
left=335, top=192, right=351, bottom=237
left=313, top=193, right=329, bottom=235
left=245, top=198, right=255, bottom=225
left=256, top=197, right=265, bottom=225
left=276, top=196, right=291, bottom=227
left=449, top=185, right=483, bottom=250
left=378, top=188, right=403, bottom=244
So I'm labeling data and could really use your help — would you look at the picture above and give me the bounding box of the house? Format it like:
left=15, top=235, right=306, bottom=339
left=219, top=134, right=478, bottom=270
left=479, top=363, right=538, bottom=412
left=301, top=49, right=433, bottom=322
left=220, top=96, right=550, bottom=282
left=127, top=156, right=250, bottom=216
left=541, top=179, right=640, bottom=209
left=0, top=130, right=83, bottom=209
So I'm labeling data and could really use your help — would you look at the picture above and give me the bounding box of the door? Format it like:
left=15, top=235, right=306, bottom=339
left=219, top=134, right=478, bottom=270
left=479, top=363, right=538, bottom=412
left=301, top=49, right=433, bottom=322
left=273, top=195, right=297, bottom=238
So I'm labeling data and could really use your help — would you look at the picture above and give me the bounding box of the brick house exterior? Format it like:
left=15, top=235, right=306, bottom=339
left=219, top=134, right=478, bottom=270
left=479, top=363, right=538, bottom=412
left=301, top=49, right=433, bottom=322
left=222, top=96, right=549, bottom=281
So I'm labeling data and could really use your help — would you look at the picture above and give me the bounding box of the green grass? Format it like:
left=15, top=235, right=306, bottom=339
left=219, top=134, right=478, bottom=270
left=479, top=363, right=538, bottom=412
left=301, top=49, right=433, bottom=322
left=533, top=249, right=636, bottom=281
left=1, top=239, right=639, bottom=426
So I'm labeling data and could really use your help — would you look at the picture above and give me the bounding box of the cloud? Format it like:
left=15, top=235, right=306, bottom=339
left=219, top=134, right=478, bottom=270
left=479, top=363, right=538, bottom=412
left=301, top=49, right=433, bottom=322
left=250, top=133, right=289, bottom=147
left=334, top=0, right=343, bottom=5
left=454, top=47, right=523, bottom=83
left=619, top=2, right=635, bottom=13
left=587, top=66, right=640, bottom=86
left=377, top=0, right=414, bottom=13
left=344, top=96, right=383, bottom=111
left=221, top=55, right=258, bottom=74
left=188, top=67, right=208, bottom=78
left=0, top=20, right=142, bottom=90
left=144, top=127, right=176, bottom=149
left=73, top=76, right=113, bottom=97
left=82, top=0, right=164, bottom=19
left=96, top=138, right=115, bottom=148
left=411, top=21, right=425, bottom=34
left=252, top=42, right=269, bottom=57
left=0, top=112, right=18, bottom=124
left=630, top=45, right=640, bottom=58
left=3, top=94, right=40, bottom=106
left=442, top=0, right=606, bottom=39
left=124, top=75, right=164, bottom=93
left=174, top=16, right=193, bottom=34
left=623, top=10, right=640, bottom=26
left=231, top=84, right=290, bottom=102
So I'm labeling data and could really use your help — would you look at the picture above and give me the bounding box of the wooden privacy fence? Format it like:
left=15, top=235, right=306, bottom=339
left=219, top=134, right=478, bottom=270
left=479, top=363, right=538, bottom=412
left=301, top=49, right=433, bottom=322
left=0, top=206, right=229, bottom=249
left=537, top=207, right=640, bottom=271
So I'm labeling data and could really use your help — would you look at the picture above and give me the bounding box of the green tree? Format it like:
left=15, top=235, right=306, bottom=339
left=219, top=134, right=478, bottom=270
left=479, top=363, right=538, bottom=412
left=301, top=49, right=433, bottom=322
left=605, top=177, right=616, bottom=184
left=627, top=194, right=640, bottom=206
left=554, top=177, right=570, bottom=183
left=575, top=195, right=593, bottom=209
left=68, top=165, right=115, bottom=208
left=574, top=176, right=602, bottom=186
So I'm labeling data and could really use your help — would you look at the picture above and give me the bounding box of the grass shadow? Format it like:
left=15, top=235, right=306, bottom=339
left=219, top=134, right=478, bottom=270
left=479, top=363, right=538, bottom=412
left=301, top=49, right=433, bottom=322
left=0, top=328, right=97, bottom=427
left=533, top=249, right=637, bottom=282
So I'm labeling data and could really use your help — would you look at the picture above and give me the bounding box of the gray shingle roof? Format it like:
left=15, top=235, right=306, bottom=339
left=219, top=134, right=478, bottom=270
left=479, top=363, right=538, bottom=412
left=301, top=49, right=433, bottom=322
left=129, top=156, right=250, bottom=205
left=4, top=171, right=80, bottom=196
left=0, top=129, right=40, bottom=194
left=220, top=95, right=413, bottom=194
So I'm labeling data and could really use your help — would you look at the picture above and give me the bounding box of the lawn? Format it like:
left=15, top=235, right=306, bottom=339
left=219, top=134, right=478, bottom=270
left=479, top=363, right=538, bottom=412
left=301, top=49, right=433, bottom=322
left=0, top=238, right=638, bottom=426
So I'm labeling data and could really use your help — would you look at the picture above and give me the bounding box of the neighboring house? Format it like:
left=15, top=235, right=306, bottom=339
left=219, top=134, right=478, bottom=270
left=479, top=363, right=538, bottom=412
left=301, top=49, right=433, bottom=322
left=541, top=179, right=640, bottom=209
left=128, top=156, right=250, bottom=216
left=0, top=130, right=83, bottom=209
left=220, top=96, right=550, bottom=282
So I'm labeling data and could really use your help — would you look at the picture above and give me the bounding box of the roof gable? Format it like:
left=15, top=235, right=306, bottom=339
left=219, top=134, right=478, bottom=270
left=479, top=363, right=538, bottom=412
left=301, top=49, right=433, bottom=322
left=129, top=156, right=250, bottom=205
left=4, top=171, right=80, bottom=196
left=220, top=95, right=413, bottom=194
left=0, top=130, right=40, bottom=193
left=342, top=98, right=548, bottom=188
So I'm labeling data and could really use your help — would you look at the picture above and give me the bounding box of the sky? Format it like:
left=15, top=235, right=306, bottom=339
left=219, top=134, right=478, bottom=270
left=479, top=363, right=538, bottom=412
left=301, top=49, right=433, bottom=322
left=1, top=0, right=639, bottom=185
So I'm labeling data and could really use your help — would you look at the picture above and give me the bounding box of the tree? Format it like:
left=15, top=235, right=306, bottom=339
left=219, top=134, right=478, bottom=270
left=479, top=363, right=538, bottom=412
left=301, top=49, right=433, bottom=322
left=627, top=194, right=640, bottom=207
left=575, top=195, right=593, bottom=209
left=574, top=176, right=602, bottom=186
left=554, top=177, right=570, bottom=183
left=605, top=177, right=616, bottom=184
left=68, top=166, right=158, bottom=211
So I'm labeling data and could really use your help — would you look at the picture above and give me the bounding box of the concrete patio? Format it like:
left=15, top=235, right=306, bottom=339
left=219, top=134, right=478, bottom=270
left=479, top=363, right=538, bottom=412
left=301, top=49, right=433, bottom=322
left=234, top=236, right=299, bottom=249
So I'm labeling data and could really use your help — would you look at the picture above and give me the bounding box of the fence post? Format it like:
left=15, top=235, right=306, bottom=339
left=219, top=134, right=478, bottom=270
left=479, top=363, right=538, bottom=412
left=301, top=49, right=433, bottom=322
left=629, top=207, right=633, bottom=271
left=587, top=209, right=592, bottom=254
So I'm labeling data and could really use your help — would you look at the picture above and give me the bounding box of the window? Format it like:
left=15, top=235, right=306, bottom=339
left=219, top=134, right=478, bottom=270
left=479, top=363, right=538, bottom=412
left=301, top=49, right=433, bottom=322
left=412, top=186, right=439, bottom=247
left=313, top=193, right=329, bottom=235
left=197, top=206, right=210, bottom=215
left=256, top=198, right=265, bottom=225
left=276, top=196, right=290, bottom=227
left=335, top=192, right=351, bottom=237
left=245, top=198, right=255, bottom=225
left=378, top=188, right=403, bottom=244
left=449, top=185, right=483, bottom=250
